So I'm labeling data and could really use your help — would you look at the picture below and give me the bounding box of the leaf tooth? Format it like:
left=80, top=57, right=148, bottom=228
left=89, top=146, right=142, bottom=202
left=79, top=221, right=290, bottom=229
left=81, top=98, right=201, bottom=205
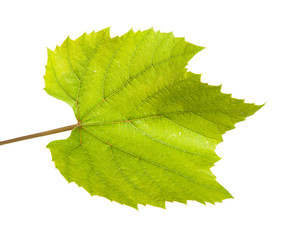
left=54, top=45, right=61, bottom=54
left=129, top=27, right=134, bottom=33
left=46, top=48, right=55, bottom=63
left=168, top=31, right=174, bottom=38
left=121, top=28, right=134, bottom=39
left=154, top=29, right=161, bottom=35
left=175, top=36, right=186, bottom=42
left=58, top=36, right=70, bottom=50
left=46, top=47, right=53, bottom=54
left=105, top=26, right=111, bottom=38
left=66, top=35, right=73, bottom=42
left=147, top=27, right=155, bottom=35
left=216, top=84, right=223, bottom=91
left=77, top=31, right=88, bottom=41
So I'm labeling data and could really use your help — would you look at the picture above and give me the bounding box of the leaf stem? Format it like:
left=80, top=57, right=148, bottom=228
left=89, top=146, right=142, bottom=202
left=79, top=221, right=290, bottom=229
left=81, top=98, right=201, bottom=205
left=0, top=124, right=78, bottom=146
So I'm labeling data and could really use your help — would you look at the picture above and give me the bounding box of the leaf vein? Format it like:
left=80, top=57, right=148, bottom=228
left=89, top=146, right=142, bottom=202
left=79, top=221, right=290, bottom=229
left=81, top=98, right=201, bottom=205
left=82, top=50, right=197, bottom=122
left=80, top=143, right=136, bottom=206
left=81, top=128, right=227, bottom=193
left=110, top=146, right=161, bottom=206
left=128, top=121, right=216, bottom=160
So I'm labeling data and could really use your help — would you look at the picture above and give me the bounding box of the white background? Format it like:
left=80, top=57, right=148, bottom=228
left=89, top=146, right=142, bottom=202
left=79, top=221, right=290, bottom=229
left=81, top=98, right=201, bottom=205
left=0, top=0, right=290, bottom=239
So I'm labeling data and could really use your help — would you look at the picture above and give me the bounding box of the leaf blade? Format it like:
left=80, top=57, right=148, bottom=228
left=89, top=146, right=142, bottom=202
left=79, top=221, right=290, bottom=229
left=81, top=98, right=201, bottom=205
left=45, top=28, right=261, bottom=208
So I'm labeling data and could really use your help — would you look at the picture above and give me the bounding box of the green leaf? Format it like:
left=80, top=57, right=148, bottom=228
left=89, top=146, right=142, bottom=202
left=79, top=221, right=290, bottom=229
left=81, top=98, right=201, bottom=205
left=44, top=28, right=261, bottom=209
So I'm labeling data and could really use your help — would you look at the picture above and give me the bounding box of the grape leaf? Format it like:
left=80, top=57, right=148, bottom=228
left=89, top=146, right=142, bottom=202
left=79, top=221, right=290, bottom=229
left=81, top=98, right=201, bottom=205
left=44, top=28, right=261, bottom=209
